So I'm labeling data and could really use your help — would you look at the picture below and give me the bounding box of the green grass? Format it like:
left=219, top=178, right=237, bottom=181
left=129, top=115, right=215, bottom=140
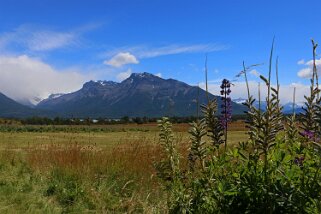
left=0, top=123, right=248, bottom=213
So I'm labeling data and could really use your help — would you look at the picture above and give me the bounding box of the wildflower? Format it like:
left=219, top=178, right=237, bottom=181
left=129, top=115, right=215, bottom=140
left=294, top=155, right=305, bottom=167
left=301, top=130, right=315, bottom=140
left=220, top=79, right=232, bottom=129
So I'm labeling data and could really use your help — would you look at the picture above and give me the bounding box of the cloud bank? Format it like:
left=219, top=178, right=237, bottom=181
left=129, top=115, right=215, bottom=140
left=0, top=55, right=93, bottom=105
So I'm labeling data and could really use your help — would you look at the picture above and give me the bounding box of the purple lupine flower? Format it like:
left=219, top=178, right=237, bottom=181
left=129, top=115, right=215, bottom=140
left=220, top=79, right=232, bottom=130
left=301, top=130, right=315, bottom=140
left=294, top=155, right=305, bottom=167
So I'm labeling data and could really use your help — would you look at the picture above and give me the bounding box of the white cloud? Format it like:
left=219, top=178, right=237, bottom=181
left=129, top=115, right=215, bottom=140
left=24, top=31, right=76, bottom=51
left=0, top=25, right=82, bottom=52
left=297, top=68, right=311, bottom=78
left=297, top=59, right=305, bottom=65
left=0, top=24, right=99, bottom=52
left=116, top=69, right=132, bottom=81
left=250, top=69, right=260, bottom=77
left=104, top=52, right=139, bottom=67
left=297, top=58, right=321, bottom=78
left=0, top=55, right=93, bottom=104
left=306, top=58, right=321, bottom=66
left=155, top=72, right=162, bottom=77
left=200, top=80, right=309, bottom=104
left=136, top=44, right=228, bottom=58
left=103, top=43, right=228, bottom=59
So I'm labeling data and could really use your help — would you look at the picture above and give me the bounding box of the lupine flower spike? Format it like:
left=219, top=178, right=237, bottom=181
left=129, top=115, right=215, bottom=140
left=220, top=79, right=232, bottom=150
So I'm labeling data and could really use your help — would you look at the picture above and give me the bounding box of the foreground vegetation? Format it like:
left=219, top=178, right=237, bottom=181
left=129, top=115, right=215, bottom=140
left=0, top=123, right=246, bottom=213
left=155, top=40, right=321, bottom=213
left=0, top=139, right=162, bottom=213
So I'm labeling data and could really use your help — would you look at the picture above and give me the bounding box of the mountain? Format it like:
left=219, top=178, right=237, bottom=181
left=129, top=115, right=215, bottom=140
left=232, top=98, right=247, bottom=105
left=37, top=72, right=247, bottom=118
left=232, top=98, right=267, bottom=110
left=232, top=98, right=303, bottom=114
left=282, top=102, right=304, bottom=114
left=0, top=93, right=53, bottom=118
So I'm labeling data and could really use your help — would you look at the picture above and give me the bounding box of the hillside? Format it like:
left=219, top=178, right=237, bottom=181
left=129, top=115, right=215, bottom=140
left=0, top=93, right=52, bottom=118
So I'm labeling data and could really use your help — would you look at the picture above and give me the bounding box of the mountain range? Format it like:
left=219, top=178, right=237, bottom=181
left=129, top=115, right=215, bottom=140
left=232, top=98, right=304, bottom=114
left=0, top=72, right=248, bottom=118
left=37, top=72, right=247, bottom=118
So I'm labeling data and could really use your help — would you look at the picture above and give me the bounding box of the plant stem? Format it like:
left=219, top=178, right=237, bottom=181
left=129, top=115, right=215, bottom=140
left=243, top=61, right=250, bottom=99
left=205, top=54, right=209, bottom=103
left=293, top=87, right=296, bottom=116
left=312, top=40, right=318, bottom=99
left=224, top=86, right=228, bottom=151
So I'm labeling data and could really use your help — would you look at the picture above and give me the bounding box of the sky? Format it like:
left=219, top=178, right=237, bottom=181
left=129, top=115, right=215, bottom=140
left=0, top=0, right=320, bottom=104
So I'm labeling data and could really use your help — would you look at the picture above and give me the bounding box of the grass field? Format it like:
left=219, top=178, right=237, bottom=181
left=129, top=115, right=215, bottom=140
left=0, top=122, right=247, bottom=213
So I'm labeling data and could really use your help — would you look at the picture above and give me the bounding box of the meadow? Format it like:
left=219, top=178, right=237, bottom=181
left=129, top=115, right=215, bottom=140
left=0, top=122, right=247, bottom=213
left=2, top=40, right=321, bottom=213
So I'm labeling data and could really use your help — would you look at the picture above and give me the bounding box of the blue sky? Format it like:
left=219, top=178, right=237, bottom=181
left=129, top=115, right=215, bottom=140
left=0, top=0, right=320, bottom=104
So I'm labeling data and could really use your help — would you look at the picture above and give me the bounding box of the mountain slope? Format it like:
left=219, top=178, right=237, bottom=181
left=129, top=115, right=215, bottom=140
left=37, top=72, right=247, bottom=118
left=0, top=93, right=52, bottom=118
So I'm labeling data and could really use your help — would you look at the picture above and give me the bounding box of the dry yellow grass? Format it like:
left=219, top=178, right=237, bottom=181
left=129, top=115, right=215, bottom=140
left=0, top=122, right=249, bottom=213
